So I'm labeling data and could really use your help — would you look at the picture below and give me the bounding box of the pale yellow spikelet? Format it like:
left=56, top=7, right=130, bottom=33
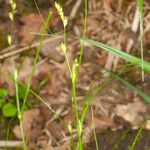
left=9, top=12, right=14, bottom=21
left=68, top=122, right=73, bottom=134
left=78, top=120, right=82, bottom=136
left=7, top=35, right=12, bottom=45
left=72, top=59, right=79, bottom=81
left=54, top=2, right=68, bottom=28
left=10, top=0, right=16, bottom=10
left=60, top=43, right=66, bottom=53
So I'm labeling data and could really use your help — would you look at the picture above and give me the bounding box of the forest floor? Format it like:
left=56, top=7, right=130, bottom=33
left=0, top=0, right=150, bottom=149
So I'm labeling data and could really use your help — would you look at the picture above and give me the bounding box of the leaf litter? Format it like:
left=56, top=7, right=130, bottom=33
left=0, top=0, right=150, bottom=149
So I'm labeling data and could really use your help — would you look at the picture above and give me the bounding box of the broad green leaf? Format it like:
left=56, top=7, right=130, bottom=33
left=2, top=103, right=17, bottom=117
left=0, top=88, right=8, bottom=97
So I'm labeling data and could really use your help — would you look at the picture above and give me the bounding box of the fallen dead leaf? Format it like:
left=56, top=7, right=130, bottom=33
left=13, top=109, right=43, bottom=141
left=114, top=100, right=147, bottom=128
left=102, top=0, right=112, bottom=9
left=41, top=73, right=62, bottom=97
left=0, top=59, right=16, bottom=95
left=0, top=57, right=33, bottom=95
left=19, top=13, right=43, bottom=44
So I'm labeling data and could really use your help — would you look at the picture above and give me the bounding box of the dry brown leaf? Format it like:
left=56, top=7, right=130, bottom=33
left=0, top=57, right=33, bottom=95
left=18, top=57, right=33, bottom=83
left=20, top=13, right=43, bottom=44
left=40, top=38, right=64, bottom=62
left=83, top=112, right=119, bottom=143
left=0, top=59, right=15, bottom=95
left=13, top=109, right=42, bottom=140
left=114, top=100, right=147, bottom=128
left=102, top=0, right=112, bottom=9
left=85, top=110, right=118, bottom=130
left=87, top=18, right=100, bottom=33
left=41, top=74, right=62, bottom=97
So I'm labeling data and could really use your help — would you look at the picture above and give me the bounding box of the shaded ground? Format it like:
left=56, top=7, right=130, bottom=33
left=87, top=129, right=150, bottom=150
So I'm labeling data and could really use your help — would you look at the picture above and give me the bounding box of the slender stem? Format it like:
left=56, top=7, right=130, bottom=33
left=33, top=0, right=52, bottom=34
left=72, top=81, right=82, bottom=149
left=64, top=52, right=72, bottom=77
left=91, top=106, right=99, bottom=150
left=63, top=28, right=72, bottom=76
left=21, top=12, right=52, bottom=113
left=5, top=118, right=14, bottom=150
left=14, top=71, right=26, bottom=150
left=64, top=28, right=67, bottom=44
left=77, top=0, right=88, bottom=148
left=130, top=121, right=146, bottom=150
left=79, top=0, right=88, bottom=66
left=138, top=0, right=144, bottom=81
left=72, top=81, right=79, bottom=124
left=81, top=77, right=113, bottom=124
left=8, top=2, right=26, bottom=149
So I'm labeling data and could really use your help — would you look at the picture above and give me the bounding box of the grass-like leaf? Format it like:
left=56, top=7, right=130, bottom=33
left=81, top=77, right=113, bottom=124
left=112, top=125, right=132, bottom=150
left=112, top=74, right=150, bottom=103
left=138, top=0, right=144, bottom=81
left=21, top=12, right=52, bottom=113
left=73, top=37, right=150, bottom=72
left=129, top=120, right=146, bottom=150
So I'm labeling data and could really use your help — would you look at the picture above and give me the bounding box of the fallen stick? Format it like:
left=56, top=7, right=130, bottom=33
left=0, top=141, right=23, bottom=147
left=0, top=34, right=62, bottom=60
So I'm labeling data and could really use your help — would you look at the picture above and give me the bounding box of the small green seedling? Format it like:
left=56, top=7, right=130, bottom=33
left=2, top=103, right=17, bottom=117
left=0, top=88, right=7, bottom=109
left=0, top=88, right=17, bottom=117
left=0, top=88, right=8, bottom=97
left=0, top=86, right=31, bottom=118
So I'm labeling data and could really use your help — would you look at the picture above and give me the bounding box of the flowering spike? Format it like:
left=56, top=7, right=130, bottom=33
left=60, top=43, right=66, bottom=53
left=9, top=12, right=14, bottom=21
left=54, top=2, right=68, bottom=28
left=72, top=59, right=79, bottom=81
left=7, top=35, right=12, bottom=45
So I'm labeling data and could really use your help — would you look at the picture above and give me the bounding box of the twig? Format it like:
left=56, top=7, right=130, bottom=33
left=0, top=45, right=16, bottom=54
left=0, top=35, right=62, bottom=60
left=0, top=141, right=23, bottom=147
left=126, top=3, right=139, bottom=53
left=70, top=0, right=82, bottom=19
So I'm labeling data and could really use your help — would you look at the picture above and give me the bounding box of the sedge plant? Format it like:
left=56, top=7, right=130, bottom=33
left=12, top=0, right=147, bottom=149
left=7, top=0, right=26, bottom=149
left=54, top=1, right=84, bottom=149
left=6, top=1, right=54, bottom=149
left=54, top=0, right=149, bottom=149
left=54, top=2, right=82, bottom=149
left=25, top=0, right=148, bottom=149
left=54, top=1, right=114, bottom=149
